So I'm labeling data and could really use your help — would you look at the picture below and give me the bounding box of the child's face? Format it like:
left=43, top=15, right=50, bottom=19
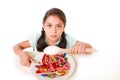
left=43, top=15, right=65, bottom=43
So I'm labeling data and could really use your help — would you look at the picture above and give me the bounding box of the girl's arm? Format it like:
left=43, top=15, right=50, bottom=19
left=13, top=40, right=34, bottom=66
left=70, top=41, right=93, bottom=54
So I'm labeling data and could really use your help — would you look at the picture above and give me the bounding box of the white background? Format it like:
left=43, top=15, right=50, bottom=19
left=0, top=0, right=120, bottom=80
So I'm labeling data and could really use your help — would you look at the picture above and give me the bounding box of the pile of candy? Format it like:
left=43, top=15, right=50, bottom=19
left=35, top=53, right=70, bottom=78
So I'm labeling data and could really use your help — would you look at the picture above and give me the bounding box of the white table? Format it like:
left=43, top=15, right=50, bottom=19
left=15, top=51, right=120, bottom=80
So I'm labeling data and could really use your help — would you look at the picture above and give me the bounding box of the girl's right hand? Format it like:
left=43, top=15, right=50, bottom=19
left=19, top=52, right=35, bottom=67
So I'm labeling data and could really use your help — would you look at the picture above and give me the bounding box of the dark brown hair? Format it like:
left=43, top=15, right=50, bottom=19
left=37, top=8, right=67, bottom=52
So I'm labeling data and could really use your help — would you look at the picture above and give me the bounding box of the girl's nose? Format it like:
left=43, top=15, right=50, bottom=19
left=52, top=27, right=57, bottom=33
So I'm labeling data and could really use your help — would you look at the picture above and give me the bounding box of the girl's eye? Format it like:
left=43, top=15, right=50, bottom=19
left=47, top=25, right=51, bottom=27
left=57, top=25, right=62, bottom=29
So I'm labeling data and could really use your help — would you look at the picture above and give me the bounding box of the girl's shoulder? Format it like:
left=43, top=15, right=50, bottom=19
left=65, top=33, right=77, bottom=48
left=28, top=32, right=41, bottom=48
left=30, top=33, right=41, bottom=39
left=65, top=33, right=76, bottom=40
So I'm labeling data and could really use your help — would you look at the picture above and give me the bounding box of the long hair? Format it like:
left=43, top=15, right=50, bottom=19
left=37, top=8, right=67, bottom=52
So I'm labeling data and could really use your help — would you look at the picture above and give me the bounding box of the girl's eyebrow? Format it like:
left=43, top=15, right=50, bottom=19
left=45, top=22, right=63, bottom=25
left=45, top=22, right=51, bottom=24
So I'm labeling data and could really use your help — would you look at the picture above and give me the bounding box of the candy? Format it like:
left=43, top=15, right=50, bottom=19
left=35, top=53, right=70, bottom=78
left=56, top=69, right=68, bottom=76
left=41, top=73, right=57, bottom=78
left=41, top=74, right=47, bottom=77
left=63, top=53, right=67, bottom=57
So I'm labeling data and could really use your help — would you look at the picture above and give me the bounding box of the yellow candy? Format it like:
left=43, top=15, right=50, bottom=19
left=56, top=69, right=68, bottom=76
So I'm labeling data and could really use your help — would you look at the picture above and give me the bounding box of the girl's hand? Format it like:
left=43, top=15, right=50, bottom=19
left=19, top=52, right=35, bottom=67
left=70, top=41, right=92, bottom=54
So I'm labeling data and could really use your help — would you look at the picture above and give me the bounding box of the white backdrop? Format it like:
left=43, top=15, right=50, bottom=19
left=0, top=0, right=120, bottom=80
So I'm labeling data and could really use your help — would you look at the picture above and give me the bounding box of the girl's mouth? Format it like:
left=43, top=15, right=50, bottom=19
left=50, top=35, right=57, bottom=38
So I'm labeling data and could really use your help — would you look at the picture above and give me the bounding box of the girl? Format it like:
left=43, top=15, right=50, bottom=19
left=13, top=8, right=93, bottom=67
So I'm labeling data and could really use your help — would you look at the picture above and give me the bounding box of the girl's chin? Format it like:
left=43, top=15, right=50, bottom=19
left=51, top=39, right=58, bottom=42
left=49, top=38, right=58, bottom=42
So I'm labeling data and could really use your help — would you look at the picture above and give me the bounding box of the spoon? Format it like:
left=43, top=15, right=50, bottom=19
left=44, top=46, right=97, bottom=55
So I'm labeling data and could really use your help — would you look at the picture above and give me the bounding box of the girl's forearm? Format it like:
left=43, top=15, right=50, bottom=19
left=13, top=44, right=24, bottom=57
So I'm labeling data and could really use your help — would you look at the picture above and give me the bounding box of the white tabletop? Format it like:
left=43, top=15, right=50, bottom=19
left=13, top=51, right=120, bottom=80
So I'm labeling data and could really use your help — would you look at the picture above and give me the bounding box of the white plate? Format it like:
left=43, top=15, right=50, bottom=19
left=30, top=52, right=76, bottom=80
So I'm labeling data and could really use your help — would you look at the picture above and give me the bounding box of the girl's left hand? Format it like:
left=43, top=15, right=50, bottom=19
left=70, top=41, right=92, bottom=54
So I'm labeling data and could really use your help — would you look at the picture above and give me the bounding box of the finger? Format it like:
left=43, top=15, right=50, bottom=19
left=78, top=46, right=82, bottom=53
left=79, top=44, right=86, bottom=53
left=20, top=60, right=29, bottom=66
left=30, top=58, right=35, bottom=63
left=27, top=62, right=30, bottom=67
left=73, top=47, right=79, bottom=54
left=72, top=47, right=76, bottom=54
left=26, top=59, right=31, bottom=67
left=70, top=48, right=74, bottom=54
left=81, top=47, right=85, bottom=53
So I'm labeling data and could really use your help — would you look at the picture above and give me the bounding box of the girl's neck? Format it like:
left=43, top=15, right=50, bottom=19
left=46, top=39, right=57, bottom=46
